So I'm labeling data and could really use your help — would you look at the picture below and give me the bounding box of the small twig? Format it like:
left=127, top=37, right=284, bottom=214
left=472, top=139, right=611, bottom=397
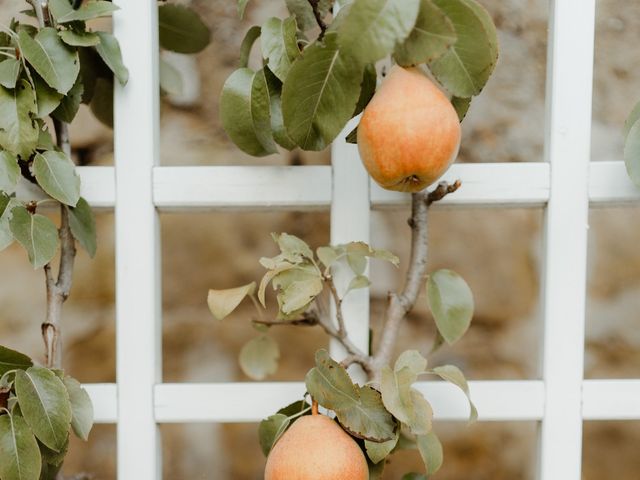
left=325, top=276, right=346, bottom=336
left=370, top=181, right=461, bottom=382
left=307, top=0, right=328, bottom=39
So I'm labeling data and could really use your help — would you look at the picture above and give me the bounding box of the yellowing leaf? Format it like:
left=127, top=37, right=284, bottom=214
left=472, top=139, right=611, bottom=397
left=207, top=282, right=256, bottom=321
left=427, top=269, right=474, bottom=345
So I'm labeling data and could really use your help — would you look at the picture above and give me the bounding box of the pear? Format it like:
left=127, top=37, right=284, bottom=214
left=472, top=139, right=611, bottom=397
left=357, top=66, right=461, bottom=192
left=264, top=410, right=369, bottom=480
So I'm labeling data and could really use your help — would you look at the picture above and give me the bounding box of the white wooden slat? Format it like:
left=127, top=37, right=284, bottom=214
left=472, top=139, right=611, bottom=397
left=330, top=125, right=371, bottom=378
left=537, top=1, right=595, bottom=479
left=582, top=380, right=640, bottom=420
left=154, top=381, right=545, bottom=423
left=84, top=384, right=118, bottom=423
left=589, top=161, right=640, bottom=205
left=113, top=0, right=162, bottom=478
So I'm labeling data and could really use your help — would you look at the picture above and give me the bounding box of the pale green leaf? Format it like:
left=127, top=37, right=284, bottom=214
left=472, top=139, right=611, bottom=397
left=33, top=74, right=63, bottom=119
left=624, top=101, right=640, bottom=140
left=305, top=349, right=396, bottom=442
left=58, top=30, right=100, bottom=47
left=33, top=151, right=80, bottom=207
left=239, top=26, right=261, bottom=69
left=394, top=0, right=456, bottom=66
left=282, top=32, right=364, bottom=151
left=62, top=376, right=93, bottom=441
left=427, top=269, right=474, bottom=344
left=316, top=245, right=342, bottom=270
left=238, top=0, right=250, bottom=19
left=68, top=197, right=96, bottom=257
left=432, top=364, right=477, bottom=422
left=95, top=32, right=128, bottom=86
left=239, top=335, right=279, bottom=380
left=338, top=0, right=420, bottom=65
left=0, top=58, right=21, bottom=89
left=273, top=232, right=314, bottom=259
left=0, top=345, right=33, bottom=377
left=347, top=274, right=370, bottom=293
left=428, top=0, right=498, bottom=97
left=276, top=273, right=323, bottom=314
left=365, top=430, right=398, bottom=464
left=15, top=367, right=72, bottom=452
left=0, top=81, right=38, bottom=158
left=285, top=0, right=334, bottom=31
left=0, top=414, right=42, bottom=480
left=9, top=206, right=59, bottom=269
left=207, top=282, right=256, bottom=321
left=395, top=350, right=427, bottom=375
left=18, top=27, right=79, bottom=95
left=381, top=366, right=432, bottom=435
left=220, top=67, right=278, bottom=157
left=159, top=57, right=183, bottom=96
left=264, top=68, right=297, bottom=150
left=258, top=261, right=295, bottom=307
left=0, top=195, right=19, bottom=251
left=416, top=431, right=443, bottom=475
left=624, top=118, right=640, bottom=187
left=0, top=151, right=19, bottom=194
left=158, top=4, right=211, bottom=54
left=262, top=16, right=300, bottom=82
left=258, top=413, right=289, bottom=456
left=50, top=0, right=118, bottom=23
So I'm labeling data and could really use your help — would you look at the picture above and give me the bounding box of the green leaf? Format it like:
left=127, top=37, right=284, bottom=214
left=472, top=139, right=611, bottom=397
left=18, top=27, right=79, bottom=95
left=0, top=81, right=38, bottom=159
left=52, top=76, right=83, bottom=123
left=258, top=413, right=289, bottom=456
left=431, top=364, right=477, bottom=422
left=273, top=232, right=314, bottom=260
left=338, top=0, right=420, bottom=65
left=426, top=269, right=474, bottom=345
left=89, top=77, right=113, bottom=128
left=347, top=275, right=370, bottom=293
left=451, top=95, right=472, bottom=122
left=58, top=30, right=99, bottom=48
left=428, top=0, right=498, bottom=97
left=239, top=335, right=279, bottom=380
left=14, top=367, right=72, bottom=452
left=258, top=261, right=296, bottom=307
left=282, top=32, right=364, bottom=151
left=159, top=57, right=183, bottom=96
left=624, top=101, right=640, bottom=140
left=9, top=207, right=59, bottom=269
left=220, top=67, right=278, bottom=157
left=207, top=282, right=256, bottom=321
left=284, top=0, right=334, bottom=31
left=401, top=473, right=428, bottom=480
left=365, top=430, right=399, bottom=464
left=416, top=431, right=443, bottom=475
left=0, top=58, right=21, bottom=89
left=264, top=68, right=297, bottom=150
left=158, top=4, right=211, bottom=54
left=0, top=414, right=42, bottom=480
left=68, top=197, right=96, bottom=257
left=380, top=366, right=432, bottom=435
left=0, top=345, right=33, bottom=377
left=33, top=151, right=80, bottom=207
left=37, top=128, right=56, bottom=151
left=0, top=195, right=19, bottom=251
left=316, top=245, right=342, bottom=270
left=369, top=459, right=385, bottom=480
left=354, top=64, right=377, bottom=116
left=239, top=26, right=261, bottom=69
left=345, top=125, right=358, bottom=144
left=624, top=118, right=640, bottom=187
left=262, top=17, right=300, bottom=82
left=33, top=74, right=63, bottom=119
left=277, top=400, right=311, bottom=417
left=38, top=434, right=68, bottom=468
left=95, top=32, right=128, bottom=86
left=238, top=0, right=250, bottom=19
left=395, top=350, right=427, bottom=374
left=62, top=376, right=93, bottom=441
left=305, top=350, right=396, bottom=442
left=275, top=267, right=323, bottom=314
left=50, top=0, right=118, bottom=23
left=0, top=151, right=19, bottom=194
left=394, top=0, right=456, bottom=66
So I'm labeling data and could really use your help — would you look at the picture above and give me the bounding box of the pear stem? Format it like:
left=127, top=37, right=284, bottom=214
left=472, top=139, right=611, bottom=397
left=312, top=400, right=319, bottom=415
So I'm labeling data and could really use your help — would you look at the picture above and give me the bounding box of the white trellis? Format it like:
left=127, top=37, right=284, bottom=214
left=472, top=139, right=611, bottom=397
left=78, top=0, right=640, bottom=479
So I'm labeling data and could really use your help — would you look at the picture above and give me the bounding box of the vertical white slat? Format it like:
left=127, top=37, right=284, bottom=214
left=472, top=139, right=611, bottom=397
left=330, top=122, right=371, bottom=379
left=537, top=1, right=595, bottom=479
left=113, top=1, right=162, bottom=479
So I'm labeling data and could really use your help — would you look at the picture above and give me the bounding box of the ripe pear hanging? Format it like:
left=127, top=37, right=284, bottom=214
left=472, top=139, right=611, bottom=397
left=264, top=408, right=369, bottom=480
left=357, top=66, right=461, bottom=192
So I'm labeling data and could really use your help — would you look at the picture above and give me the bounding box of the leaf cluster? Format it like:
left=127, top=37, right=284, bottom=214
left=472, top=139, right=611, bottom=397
left=0, top=345, right=93, bottom=480
left=222, top=0, right=499, bottom=155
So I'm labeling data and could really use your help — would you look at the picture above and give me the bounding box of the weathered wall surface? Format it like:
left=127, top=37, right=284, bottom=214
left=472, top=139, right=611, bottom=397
left=1, top=0, right=640, bottom=478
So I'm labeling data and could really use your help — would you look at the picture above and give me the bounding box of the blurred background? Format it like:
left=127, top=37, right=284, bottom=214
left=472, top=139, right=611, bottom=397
left=1, top=0, right=640, bottom=478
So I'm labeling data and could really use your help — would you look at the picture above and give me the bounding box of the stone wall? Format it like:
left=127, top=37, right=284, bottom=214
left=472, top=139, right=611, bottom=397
left=1, top=0, right=640, bottom=478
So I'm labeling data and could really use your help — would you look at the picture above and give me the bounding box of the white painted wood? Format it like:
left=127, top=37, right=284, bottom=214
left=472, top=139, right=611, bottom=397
left=589, top=161, right=640, bottom=205
left=330, top=123, right=371, bottom=378
left=113, top=0, right=162, bottom=478
left=582, top=380, right=640, bottom=420
left=537, top=1, right=595, bottom=479
left=154, top=381, right=545, bottom=423
left=84, top=384, right=118, bottom=423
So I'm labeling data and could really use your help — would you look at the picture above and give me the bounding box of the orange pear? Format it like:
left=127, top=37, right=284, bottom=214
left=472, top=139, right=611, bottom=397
left=357, top=66, right=461, bottom=192
left=264, top=411, right=369, bottom=480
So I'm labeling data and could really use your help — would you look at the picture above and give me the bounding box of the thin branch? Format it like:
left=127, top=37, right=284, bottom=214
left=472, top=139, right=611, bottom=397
left=307, top=0, right=328, bottom=39
left=325, top=276, right=346, bottom=336
left=370, top=181, right=461, bottom=382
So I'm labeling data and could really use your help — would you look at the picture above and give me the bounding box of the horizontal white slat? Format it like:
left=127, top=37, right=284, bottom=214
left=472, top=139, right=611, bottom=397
left=589, top=161, right=640, bottom=206
left=85, top=383, right=118, bottom=423
left=85, top=380, right=640, bottom=424
left=582, top=379, right=640, bottom=420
